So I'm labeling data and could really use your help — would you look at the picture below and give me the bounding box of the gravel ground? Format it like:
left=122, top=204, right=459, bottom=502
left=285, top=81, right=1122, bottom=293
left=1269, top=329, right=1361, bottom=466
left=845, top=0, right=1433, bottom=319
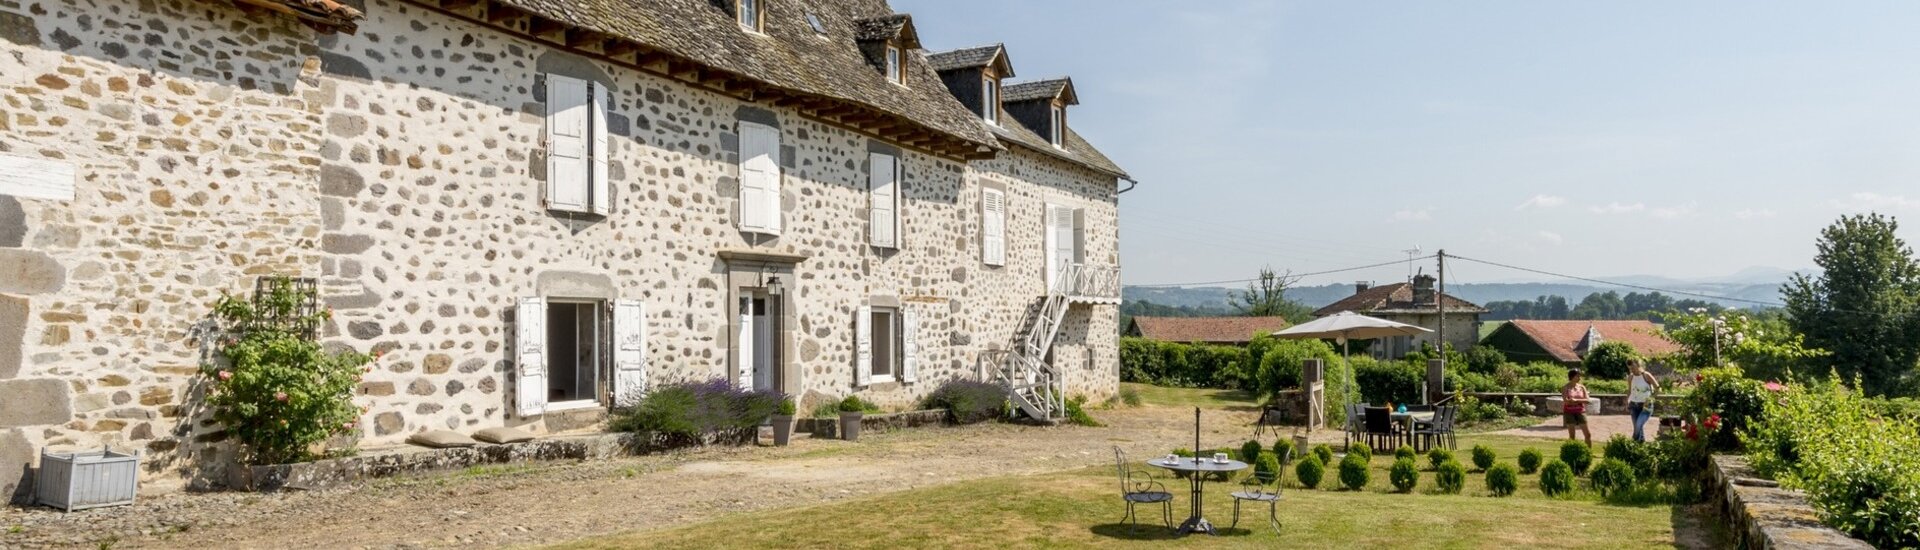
left=0, top=405, right=1264, bottom=549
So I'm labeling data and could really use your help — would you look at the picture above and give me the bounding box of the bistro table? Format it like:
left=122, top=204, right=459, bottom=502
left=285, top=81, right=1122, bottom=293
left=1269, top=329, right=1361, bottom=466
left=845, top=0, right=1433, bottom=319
left=1390, top=411, right=1436, bottom=448
left=1146, top=456, right=1249, bottom=536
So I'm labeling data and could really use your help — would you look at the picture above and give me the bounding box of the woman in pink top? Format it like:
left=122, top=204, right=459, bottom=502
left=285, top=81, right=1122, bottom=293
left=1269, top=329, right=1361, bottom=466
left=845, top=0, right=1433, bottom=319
left=1562, top=368, right=1592, bottom=446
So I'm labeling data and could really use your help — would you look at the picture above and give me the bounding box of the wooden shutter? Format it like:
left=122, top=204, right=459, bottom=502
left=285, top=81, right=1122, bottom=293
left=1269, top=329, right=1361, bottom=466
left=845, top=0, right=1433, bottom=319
left=901, top=308, right=919, bottom=383
left=612, top=299, right=646, bottom=407
left=868, top=152, right=898, bottom=248
left=981, top=189, right=1005, bottom=266
left=1072, top=207, right=1086, bottom=264
left=738, top=122, right=781, bottom=235
left=515, top=297, right=548, bottom=417
left=854, top=305, right=872, bottom=387
left=737, top=297, right=755, bottom=390
left=545, top=75, right=591, bottom=212
left=589, top=82, right=611, bottom=216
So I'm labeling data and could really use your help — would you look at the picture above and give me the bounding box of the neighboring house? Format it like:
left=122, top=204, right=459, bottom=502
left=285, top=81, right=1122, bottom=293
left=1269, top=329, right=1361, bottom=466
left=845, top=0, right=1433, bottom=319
left=1123, top=316, right=1292, bottom=346
left=1312, top=275, right=1486, bottom=358
left=1480, top=320, right=1682, bottom=367
left=0, top=0, right=1128, bottom=498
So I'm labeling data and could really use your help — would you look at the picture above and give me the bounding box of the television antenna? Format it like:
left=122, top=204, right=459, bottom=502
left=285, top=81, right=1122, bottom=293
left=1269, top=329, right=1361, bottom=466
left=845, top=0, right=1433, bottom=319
left=1402, top=246, right=1422, bottom=282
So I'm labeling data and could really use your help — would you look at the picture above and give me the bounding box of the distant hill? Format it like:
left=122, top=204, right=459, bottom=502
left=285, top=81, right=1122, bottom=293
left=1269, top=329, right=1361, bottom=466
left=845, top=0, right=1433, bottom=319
left=1125, top=278, right=1794, bottom=312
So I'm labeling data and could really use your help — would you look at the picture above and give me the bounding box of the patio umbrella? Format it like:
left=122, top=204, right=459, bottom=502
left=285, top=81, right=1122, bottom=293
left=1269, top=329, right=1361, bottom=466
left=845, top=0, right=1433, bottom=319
left=1272, top=312, right=1433, bottom=420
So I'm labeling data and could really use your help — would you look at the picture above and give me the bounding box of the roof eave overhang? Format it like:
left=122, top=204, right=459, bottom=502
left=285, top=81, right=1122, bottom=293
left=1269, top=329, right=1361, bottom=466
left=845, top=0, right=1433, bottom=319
left=993, top=134, right=1128, bottom=179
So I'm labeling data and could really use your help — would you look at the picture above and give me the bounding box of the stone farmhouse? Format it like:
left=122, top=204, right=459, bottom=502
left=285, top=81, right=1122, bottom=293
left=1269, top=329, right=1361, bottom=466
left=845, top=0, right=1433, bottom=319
left=0, top=0, right=1131, bottom=496
left=1313, top=275, right=1485, bottom=358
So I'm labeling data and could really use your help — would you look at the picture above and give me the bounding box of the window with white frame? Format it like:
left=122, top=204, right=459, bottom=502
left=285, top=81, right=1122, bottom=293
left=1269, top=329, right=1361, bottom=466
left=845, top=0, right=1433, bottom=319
left=868, top=152, right=901, bottom=248
left=544, top=74, right=611, bottom=215
left=1049, top=105, right=1064, bottom=148
left=1043, top=204, right=1085, bottom=291
left=737, top=121, right=782, bottom=235
left=512, top=297, right=648, bottom=417
left=885, top=45, right=903, bottom=85
left=737, top=0, right=763, bottom=32
left=854, top=304, right=918, bottom=386
left=980, top=188, right=1006, bottom=266
left=981, top=78, right=998, bottom=124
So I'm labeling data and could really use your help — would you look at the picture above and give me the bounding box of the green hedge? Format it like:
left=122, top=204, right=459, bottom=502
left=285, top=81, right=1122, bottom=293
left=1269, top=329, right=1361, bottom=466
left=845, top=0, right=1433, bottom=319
left=1120, top=337, right=1252, bottom=389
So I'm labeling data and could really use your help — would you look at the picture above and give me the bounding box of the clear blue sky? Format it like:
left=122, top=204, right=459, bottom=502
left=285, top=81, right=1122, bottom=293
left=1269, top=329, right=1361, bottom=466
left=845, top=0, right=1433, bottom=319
left=897, top=0, right=1920, bottom=289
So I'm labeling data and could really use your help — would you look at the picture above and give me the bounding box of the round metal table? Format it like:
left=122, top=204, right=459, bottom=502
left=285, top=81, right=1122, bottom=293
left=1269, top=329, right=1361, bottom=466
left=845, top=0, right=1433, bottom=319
left=1146, top=456, right=1248, bottom=536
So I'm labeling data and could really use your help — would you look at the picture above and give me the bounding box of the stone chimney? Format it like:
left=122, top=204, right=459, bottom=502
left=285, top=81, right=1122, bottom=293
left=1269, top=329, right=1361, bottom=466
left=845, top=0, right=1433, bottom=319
left=1355, top=281, right=1371, bottom=295
left=1411, top=274, right=1436, bottom=306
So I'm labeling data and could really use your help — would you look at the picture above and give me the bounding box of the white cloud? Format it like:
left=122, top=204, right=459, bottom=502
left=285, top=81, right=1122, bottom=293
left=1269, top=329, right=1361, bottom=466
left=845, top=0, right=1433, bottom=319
left=1588, top=202, right=1646, bottom=214
left=1651, top=203, right=1698, bottom=220
left=1390, top=208, right=1433, bottom=222
left=1535, top=231, right=1564, bottom=245
left=1734, top=208, right=1777, bottom=220
left=1515, top=194, right=1568, bottom=210
left=1831, top=192, right=1920, bottom=212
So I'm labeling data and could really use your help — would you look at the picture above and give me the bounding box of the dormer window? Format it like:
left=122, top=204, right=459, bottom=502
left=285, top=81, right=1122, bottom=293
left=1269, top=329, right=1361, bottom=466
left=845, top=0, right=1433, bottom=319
left=885, top=45, right=904, bottom=85
left=1049, top=105, right=1064, bottom=147
left=982, top=78, right=999, bottom=124
left=738, top=0, right=764, bottom=33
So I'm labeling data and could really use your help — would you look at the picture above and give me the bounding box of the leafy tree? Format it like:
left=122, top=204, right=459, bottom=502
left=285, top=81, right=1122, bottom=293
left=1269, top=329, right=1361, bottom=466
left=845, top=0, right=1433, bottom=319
left=1582, top=341, right=1639, bottom=379
left=1664, top=309, right=1826, bottom=381
left=1782, top=214, right=1920, bottom=396
left=1231, top=267, right=1314, bottom=324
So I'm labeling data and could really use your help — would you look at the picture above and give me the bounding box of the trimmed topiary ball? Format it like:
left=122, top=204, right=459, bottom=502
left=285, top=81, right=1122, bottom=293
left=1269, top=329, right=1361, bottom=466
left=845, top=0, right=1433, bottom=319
left=1559, top=440, right=1594, bottom=476
left=1540, top=459, right=1575, bottom=496
left=1349, top=443, right=1373, bottom=464
left=1389, top=457, right=1420, bottom=493
left=1428, top=447, right=1455, bottom=471
left=1471, top=444, right=1497, bottom=472
left=1394, top=444, right=1417, bottom=462
left=1254, top=453, right=1283, bottom=485
left=1434, top=460, right=1467, bottom=494
left=1242, top=440, right=1266, bottom=463
left=1339, top=453, right=1371, bottom=491
left=1590, top=458, right=1637, bottom=497
left=1312, top=444, right=1335, bottom=466
left=1518, top=448, right=1544, bottom=474
left=1295, top=455, right=1326, bottom=489
left=1272, top=438, right=1296, bottom=464
left=1486, top=463, right=1519, bottom=497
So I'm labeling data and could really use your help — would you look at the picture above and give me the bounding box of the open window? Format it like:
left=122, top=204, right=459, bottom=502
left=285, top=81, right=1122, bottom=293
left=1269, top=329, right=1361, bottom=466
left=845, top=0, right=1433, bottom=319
left=854, top=304, right=918, bottom=386
left=514, top=297, right=647, bottom=417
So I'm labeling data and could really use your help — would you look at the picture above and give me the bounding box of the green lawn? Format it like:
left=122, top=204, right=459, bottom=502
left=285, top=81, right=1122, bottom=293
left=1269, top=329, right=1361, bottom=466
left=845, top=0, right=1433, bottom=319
left=553, top=434, right=1719, bottom=549
left=1122, top=382, right=1261, bottom=411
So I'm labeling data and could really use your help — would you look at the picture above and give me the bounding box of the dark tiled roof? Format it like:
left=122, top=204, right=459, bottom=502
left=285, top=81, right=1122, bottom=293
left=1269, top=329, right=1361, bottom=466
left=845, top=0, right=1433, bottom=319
left=989, top=121, right=1128, bottom=178
left=1312, top=283, right=1487, bottom=317
left=1497, top=320, right=1682, bottom=363
left=1129, top=316, right=1293, bottom=344
left=1002, top=78, right=1076, bottom=104
left=926, top=44, right=1005, bottom=72
left=491, top=0, right=998, bottom=152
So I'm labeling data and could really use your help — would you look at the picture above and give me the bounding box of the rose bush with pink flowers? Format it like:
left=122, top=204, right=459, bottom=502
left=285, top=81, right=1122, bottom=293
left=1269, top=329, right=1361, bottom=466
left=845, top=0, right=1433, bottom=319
left=200, top=277, right=373, bottom=465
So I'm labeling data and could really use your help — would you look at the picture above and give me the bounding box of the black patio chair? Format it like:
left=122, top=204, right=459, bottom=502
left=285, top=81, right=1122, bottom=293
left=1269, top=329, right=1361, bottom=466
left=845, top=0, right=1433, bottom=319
left=1363, top=406, right=1397, bottom=452
left=1415, top=405, right=1458, bottom=450
left=1230, top=469, right=1282, bottom=534
left=1113, top=446, right=1174, bottom=534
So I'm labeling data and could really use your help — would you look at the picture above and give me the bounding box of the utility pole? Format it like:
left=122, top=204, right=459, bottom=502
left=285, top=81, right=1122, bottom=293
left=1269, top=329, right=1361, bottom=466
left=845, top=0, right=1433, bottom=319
left=1432, top=250, right=1447, bottom=403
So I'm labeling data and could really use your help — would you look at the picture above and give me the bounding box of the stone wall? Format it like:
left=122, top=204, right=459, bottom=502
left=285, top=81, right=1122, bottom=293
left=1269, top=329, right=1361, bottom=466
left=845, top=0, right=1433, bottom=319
left=0, top=0, right=326, bottom=497
left=1708, top=455, right=1872, bottom=550
left=0, top=0, right=1123, bottom=494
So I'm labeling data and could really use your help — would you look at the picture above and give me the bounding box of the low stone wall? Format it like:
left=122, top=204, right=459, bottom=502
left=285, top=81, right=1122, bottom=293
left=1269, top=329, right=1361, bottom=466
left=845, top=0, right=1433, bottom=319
left=1707, top=455, right=1871, bottom=550
left=797, top=409, right=952, bottom=438
left=227, top=430, right=751, bottom=492
left=1465, top=392, right=1683, bottom=416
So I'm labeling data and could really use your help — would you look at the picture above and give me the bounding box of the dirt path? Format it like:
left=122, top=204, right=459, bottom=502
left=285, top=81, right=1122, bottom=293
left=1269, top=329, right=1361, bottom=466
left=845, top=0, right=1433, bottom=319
left=0, top=406, right=1266, bottom=549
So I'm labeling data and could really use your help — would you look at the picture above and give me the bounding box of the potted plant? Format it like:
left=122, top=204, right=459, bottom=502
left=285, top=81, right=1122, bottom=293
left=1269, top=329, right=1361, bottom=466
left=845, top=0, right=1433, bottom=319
left=838, top=396, right=869, bottom=441
left=771, top=397, right=797, bottom=446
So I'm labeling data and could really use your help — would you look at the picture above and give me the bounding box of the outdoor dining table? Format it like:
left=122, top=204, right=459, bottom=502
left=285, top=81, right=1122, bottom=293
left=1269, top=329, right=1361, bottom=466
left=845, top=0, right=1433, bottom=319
left=1146, top=456, right=1248, bottom=536
left=1390, top=411, right=1435, bottom=447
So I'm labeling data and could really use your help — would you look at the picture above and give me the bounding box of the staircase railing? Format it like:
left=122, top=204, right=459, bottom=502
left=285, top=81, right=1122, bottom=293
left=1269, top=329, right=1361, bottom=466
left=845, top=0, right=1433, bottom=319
left=992, top=262, right=1117, bottom=421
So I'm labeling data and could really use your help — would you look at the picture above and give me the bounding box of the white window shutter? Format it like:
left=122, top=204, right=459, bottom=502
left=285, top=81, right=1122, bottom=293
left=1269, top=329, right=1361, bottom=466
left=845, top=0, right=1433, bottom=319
left=855, top=305, right=872, bottom=387
left=901, top=308, right=919, bottom=383
left=1044, top=203, right=1061, bottom=291
left=545, top=75, right=591, bottom=213
left=515, top=296, right=548, bottom=418
left=738, top=122, right=782, bottom=235
left=982, top=189, right=1005, bottom=266
left=589, top=82, right=612, bottom=216
left=868, top=152, right=898, bottom=248
left=612, top=299, right=646, bottom=407
left=737, top=297, right=755, bottom=390
left=1072, top=208, right=1087, bottom=264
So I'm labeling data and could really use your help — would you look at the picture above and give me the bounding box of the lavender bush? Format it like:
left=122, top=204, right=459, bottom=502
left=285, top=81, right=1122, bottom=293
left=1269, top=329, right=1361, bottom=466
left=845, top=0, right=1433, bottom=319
left=611, top=379, right=782, bottom=440
left=922, top=379, right=1008, bottom=424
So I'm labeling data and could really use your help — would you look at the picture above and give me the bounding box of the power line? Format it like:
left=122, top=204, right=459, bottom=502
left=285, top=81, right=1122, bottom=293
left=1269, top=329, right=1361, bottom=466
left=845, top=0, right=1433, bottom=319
left=1446, top=253, right=1791, bottom=308
left=1131, top=256, right=1434, bottom=288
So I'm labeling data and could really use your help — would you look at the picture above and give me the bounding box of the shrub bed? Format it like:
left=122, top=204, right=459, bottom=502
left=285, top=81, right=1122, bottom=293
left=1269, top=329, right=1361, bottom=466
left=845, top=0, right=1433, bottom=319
left=610, top=379, right=781, bottom=443
left=922, top=379, right=1007, bottom=424
left=1745, top=378, right=1920, bottom=548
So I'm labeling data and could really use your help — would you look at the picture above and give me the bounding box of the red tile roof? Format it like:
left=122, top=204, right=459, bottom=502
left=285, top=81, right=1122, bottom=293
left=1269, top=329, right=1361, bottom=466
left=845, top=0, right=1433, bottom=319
left=1127, top=316, right=1292, bottom=345
left=1500, top=320, right=1682, bottom=363
left=1311, top=282, right=1486, bottom=317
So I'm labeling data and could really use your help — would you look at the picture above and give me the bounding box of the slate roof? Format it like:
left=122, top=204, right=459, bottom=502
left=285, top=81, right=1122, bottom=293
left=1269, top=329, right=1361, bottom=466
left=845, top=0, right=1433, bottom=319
left=1494, top=320, right=1682, bottom=363
left=1002, top=78, right=1076, bottom=104
left=989, top=122, right=1128, bottom=178
left=1311, top=282, right=1487, bottom=317
left=926, top=44, right=1006, bottom=72
left=1128, top=316, right=1293, bottom=345
left=852, top=13, right=916, bottom=45
left=490, top=0, right=999, bottom=152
